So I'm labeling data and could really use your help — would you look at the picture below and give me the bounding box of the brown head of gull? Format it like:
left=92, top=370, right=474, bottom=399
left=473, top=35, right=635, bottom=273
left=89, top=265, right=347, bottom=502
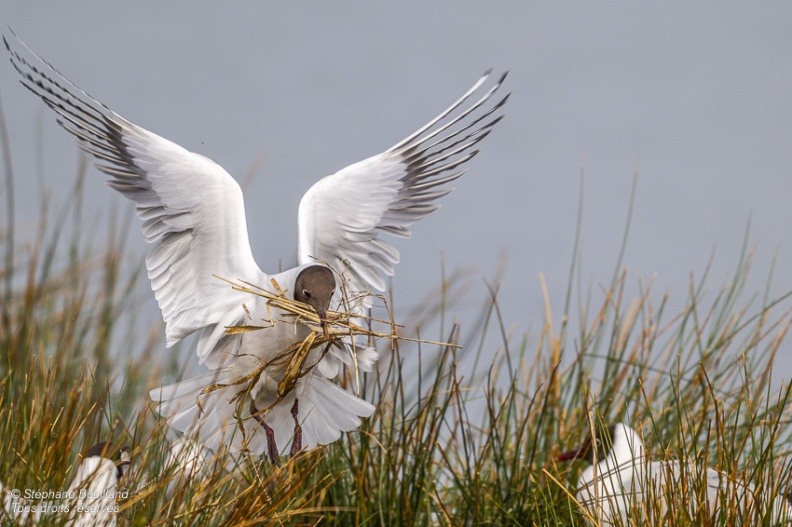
left=294, top=265, right=336, bottom=322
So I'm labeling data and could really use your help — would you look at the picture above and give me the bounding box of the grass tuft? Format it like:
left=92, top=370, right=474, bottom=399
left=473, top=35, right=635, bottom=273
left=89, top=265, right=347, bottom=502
left=3, top=107, right=792, bottom=526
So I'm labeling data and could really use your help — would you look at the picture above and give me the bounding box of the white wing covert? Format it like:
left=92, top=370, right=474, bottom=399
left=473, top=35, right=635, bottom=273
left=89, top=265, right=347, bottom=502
left=297, top=70, right=509, bottom=292
left=6, top=37, right=263, bottom=346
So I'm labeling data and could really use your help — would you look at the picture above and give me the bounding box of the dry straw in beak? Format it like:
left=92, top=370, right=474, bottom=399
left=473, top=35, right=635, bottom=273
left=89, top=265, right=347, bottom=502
left=199, top=271, right=458, bottom=421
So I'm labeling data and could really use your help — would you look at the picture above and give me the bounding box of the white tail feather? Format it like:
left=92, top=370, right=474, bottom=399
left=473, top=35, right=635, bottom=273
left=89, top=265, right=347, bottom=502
left=151, top=370, right=374, bottom=456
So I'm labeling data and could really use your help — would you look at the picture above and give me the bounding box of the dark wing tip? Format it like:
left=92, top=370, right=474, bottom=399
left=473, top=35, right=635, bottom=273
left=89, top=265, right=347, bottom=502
left=482, top=69, right=509, bottom=87
left=3, top=27, right=19, bottom=52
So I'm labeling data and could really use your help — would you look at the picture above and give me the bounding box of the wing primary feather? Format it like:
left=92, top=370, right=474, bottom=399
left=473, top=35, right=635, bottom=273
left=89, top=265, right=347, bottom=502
left=405, top=105, right=505, bottom=166
left=6, top=35, right=144, bottom=180
left=59, top=120, right=126, bottom=160
left=392, top=73, right=509, bottom=159
left=399, top=188, right=453, bottom=204
left=99, top=165, right=143, bottom=179
left=6, top=32, right=121, bottom=125
left=405, top=170, right=465, bottom=193
left=410, top=136, right=487, bottom=173
left=406, top=150, right=479, bottom=182
left=387, top=70, right=496, bottom=153
left=11, top=56, right=109, bottom=134
left=73, top=137, right=127, bottom=165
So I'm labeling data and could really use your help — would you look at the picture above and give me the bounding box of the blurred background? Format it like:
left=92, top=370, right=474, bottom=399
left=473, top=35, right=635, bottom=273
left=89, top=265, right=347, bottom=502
left=2, top=2, right=791, bottom=377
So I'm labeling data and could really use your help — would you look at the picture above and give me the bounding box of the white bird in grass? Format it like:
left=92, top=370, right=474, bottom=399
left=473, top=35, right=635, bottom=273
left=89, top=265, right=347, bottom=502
left=555, top=422, right=792, bottom=526
left=66, top=442, right=130, bottom=527
left=5, top=34, right=509, bottom=464
left=1, top=443, right=129, bottom=526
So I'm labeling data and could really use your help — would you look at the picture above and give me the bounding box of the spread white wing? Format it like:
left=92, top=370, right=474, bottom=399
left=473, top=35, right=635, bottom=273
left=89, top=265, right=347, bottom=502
left=297, top=70, right=509, bottom=292
left=6, top=36, right=263, bottom=346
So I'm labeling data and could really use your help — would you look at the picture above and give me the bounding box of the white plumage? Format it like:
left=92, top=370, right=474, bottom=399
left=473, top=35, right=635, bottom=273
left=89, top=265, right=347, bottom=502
left=66, top=443, right=130, bottom=527
left=1, top=443, right=129, bottom=526
left=556, top=422, right=792, bottom=526
left=6, top=33, right=508, bottom=460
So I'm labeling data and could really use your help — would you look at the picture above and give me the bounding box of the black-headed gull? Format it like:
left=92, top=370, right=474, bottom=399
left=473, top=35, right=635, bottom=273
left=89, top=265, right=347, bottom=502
left=66, top=442, right=130, bottom=527
left=5, top=35, right=509, bottom=464
left=556, top=422, right=792, bottom=525
left=1, top=443, right=128, bottom=525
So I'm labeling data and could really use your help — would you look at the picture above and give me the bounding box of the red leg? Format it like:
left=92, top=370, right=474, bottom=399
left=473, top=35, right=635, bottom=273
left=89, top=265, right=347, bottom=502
left=289, top=398, right=303, bottom=458
left=250, top=400, right=279, bottom=466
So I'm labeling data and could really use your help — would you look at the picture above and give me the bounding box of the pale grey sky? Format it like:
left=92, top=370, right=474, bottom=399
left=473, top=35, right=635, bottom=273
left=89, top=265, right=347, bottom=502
left=2, top=3, right=792, bottom=377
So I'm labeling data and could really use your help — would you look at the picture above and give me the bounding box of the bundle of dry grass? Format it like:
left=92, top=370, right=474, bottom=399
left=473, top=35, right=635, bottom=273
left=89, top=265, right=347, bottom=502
left=200, top=271, right=456, bottom=419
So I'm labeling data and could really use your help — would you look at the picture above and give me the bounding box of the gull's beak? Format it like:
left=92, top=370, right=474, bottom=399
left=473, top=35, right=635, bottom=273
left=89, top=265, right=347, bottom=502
left=555, top=447, right=585, bottom=462
left=116, top=445, right=132, bottom=479
left=318, top=307, right=329, bottom=337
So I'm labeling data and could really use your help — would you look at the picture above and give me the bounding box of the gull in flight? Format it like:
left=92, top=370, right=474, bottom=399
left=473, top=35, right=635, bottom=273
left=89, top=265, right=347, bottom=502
left=556, top=422, right=792, bottom=525
left=6, top=34, right=508, bottom=464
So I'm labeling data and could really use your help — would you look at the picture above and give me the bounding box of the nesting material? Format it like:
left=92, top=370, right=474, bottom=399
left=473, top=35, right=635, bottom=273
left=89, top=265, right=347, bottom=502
left=199, top=272, right=455, bottom=420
